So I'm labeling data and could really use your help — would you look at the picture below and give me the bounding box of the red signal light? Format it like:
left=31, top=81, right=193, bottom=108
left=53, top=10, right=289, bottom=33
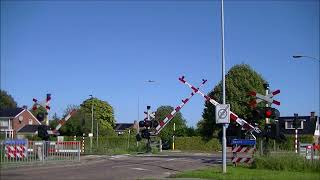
left=265, top=109, right=272, bottom=118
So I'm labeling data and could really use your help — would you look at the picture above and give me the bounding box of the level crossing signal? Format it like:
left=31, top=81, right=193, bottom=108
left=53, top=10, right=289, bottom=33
left=136, top=106, right=159, bottom=141
left=252, top=107, right=280, bottom=120
left=38, top=125, right=49, bottom=141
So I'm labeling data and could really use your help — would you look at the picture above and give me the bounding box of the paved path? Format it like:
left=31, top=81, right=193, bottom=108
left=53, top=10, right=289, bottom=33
left=1, top=152, right=225, bottom=180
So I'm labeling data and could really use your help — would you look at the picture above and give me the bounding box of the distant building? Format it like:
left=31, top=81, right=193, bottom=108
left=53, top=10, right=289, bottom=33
left=277, top=112, right=319, bottom=144
left=114, top=121, right=138, bottom=135
left=0, top=107, right=41, bottom=139
left=277, top=112, right=318, bottom=135
left=114, top=123, right=133, bottom=135
left=16, top=124, right=43, bottom=139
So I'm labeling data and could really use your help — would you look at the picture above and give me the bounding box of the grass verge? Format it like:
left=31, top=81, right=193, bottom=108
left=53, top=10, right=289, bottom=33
left=252, top=153, right=320, bottom=173
left=172, top=166, right=319, bottom=180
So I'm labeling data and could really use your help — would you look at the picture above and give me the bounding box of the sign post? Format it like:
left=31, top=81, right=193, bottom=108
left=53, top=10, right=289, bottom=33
left=216, top=104, right=230, bottom=173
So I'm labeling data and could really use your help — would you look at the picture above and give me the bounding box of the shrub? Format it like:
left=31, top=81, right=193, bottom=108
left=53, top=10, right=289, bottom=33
left=176, top=136, right=221, bottom=152
left=256, top=135, right=314, bottom=151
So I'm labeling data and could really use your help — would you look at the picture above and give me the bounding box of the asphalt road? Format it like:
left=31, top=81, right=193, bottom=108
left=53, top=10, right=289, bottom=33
left=0, top=152, right=225, bottom=180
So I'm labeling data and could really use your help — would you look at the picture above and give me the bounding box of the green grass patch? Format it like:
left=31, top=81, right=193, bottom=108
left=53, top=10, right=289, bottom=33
left=173, top=166, right=319, bottom=180
left=252, top=153, right=320, bottom=173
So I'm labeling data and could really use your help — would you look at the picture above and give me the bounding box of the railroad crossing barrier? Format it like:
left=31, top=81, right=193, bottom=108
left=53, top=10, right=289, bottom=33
left=0, top=139, right=81, bottom=165
left=231, top=139, right=256, bottom=166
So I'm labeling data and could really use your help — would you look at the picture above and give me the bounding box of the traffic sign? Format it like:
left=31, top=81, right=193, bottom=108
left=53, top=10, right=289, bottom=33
left=216, top=104, right=230, bottom=124
left=231, top=139, right=256, bottom=146
left=250, top=89, right=280, bottom=107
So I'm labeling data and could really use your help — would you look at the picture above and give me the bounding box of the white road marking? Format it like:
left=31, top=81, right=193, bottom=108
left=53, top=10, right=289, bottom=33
left=112, top=164, right=137, bottom=168
left=110, top=154, right=129, bottom=160
left=166, top=158, right=175, bottom=161
left=131, top=167, right=149, bottom=171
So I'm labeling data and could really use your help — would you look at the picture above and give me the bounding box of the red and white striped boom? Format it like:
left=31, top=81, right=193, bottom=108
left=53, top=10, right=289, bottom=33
left=32, top=94, right=51, bottom=126
left=153, top=78, right=207, bottom=135
left=179, top=76, right=261, bottom=133
left=32, top=94, right=51, bottom=112
left=47, top=110, right=77, bottom=135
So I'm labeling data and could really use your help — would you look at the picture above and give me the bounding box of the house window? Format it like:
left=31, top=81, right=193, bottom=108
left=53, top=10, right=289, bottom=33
left=29, top=119, right=33, bottom=125
left=285, top=120, right=304, bottom=130
left=0, top=120, right=9, bottom=128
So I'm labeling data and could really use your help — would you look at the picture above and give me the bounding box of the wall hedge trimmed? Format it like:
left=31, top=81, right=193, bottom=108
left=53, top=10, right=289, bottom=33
left=175, top=136, right=221, bottom=152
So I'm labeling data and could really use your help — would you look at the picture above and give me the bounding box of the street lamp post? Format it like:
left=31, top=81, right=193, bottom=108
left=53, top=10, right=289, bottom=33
left=293, top=55, right=320, bottom=61
left=292, top=55, right=320, bottom=145
left=89, top=95, right=94, bottom=152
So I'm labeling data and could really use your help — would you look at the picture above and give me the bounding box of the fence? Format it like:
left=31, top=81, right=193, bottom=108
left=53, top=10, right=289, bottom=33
left=0, top=139, right=81, bottom=166
left=300, top=144, right=320, bottom=160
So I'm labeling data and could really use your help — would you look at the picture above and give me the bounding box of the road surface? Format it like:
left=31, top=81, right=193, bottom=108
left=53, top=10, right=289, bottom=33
left=1, top=152, right=225, bottom=180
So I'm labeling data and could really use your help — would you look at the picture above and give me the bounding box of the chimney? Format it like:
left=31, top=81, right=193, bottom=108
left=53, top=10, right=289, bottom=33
left=22, top=105, right=28, bottom=109
left=311, top=112, right=315, bottom=118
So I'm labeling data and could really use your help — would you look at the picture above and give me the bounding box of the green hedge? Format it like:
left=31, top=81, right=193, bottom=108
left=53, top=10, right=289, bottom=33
left=175, top=136, right=221, bottom=152
left=256, top=135, right=314, bottom=151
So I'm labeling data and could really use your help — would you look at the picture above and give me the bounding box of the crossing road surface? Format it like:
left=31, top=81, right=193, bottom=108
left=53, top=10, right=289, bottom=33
left=1, top=152, right=226, bottom=180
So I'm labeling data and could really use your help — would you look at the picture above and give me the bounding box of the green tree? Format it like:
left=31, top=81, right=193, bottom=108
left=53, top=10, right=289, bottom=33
left=57, top=105, right=82, bottom=136
left=185, top=126, right=199, bottom=137
left=198, top=64, right=266, bottom=139
left=0, top=90, right=17, bottom=109
left=53, top=98, right=116, bottom=137
left=49, top=113, right=60, bottom=130
left=79, top=97, right=116, bottom=136
left=155, top=106, right=187, bottom=143
left=30, top=106, right=47, bottom=120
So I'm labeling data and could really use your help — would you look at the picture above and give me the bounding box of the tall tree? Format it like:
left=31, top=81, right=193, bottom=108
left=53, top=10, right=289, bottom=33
left=0, top=90, right=17, bottom=109
left=155, top=106, right=187, bottom=142
left=198, top=64, right=266, bottom=139
left=56, top=98, right=116, bottom=137
left=79, top=97, right=116, bottom=136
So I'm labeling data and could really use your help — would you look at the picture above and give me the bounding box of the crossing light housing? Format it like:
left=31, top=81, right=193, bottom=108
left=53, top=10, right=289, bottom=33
left=37, top=125, right=49, bottom=140
left=252, top=107, right=280, bottom=120
left=36, top=112, right=45, bottom=122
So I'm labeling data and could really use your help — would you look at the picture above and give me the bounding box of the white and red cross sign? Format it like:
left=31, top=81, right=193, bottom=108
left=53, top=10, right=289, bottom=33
left=250, top=89, right=280, bottom=107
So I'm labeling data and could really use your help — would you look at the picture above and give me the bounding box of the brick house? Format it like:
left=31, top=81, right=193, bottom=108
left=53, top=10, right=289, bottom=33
left=0, top=107, right=41, bottom=139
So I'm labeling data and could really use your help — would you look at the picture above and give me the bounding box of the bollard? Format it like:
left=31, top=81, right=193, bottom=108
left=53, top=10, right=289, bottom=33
left=82, top=135, right=85, bottom=153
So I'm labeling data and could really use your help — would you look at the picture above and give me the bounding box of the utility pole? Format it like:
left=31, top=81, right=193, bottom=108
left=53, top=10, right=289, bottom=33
left=172, top=122, right=176, bottom=150
left=221, top=0, right=227, bottom=174
left=96, top=119, right=99, bottom=147
left=294, top=113, right=299, bottom=153
left=89, top=95, right=94, bottom=152
left=264, top=83, right=270, bottom=155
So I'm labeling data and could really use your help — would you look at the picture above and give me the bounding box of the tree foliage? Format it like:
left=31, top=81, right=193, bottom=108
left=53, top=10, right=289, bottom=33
left=155, top=106, right=187, bottom=142
left=30, top=106, right=47, bottom=120
left=198, top=64, right=266, bottom=139
left=50, top=98, right=116, bottom=137
left=0, top=90, right=17, bottom=109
